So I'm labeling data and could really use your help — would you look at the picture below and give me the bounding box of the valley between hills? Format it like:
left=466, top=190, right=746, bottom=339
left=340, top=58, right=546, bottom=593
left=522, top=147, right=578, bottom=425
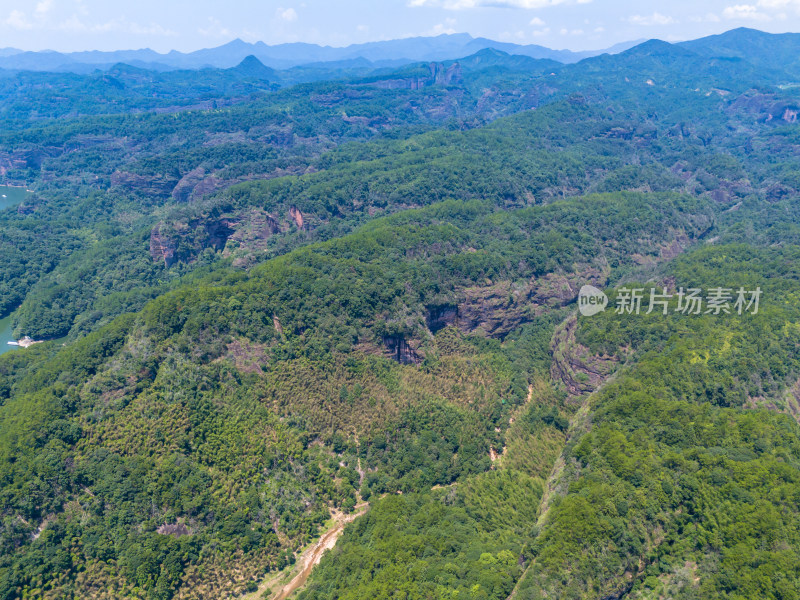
left=1, top=26, right=800, bottom=600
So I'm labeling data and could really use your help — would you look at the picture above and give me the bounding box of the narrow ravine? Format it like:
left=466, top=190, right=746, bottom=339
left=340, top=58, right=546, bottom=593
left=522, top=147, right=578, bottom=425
left=269, top=504, right=368, bottom=600
left=505, top=320, right=628, bottom=600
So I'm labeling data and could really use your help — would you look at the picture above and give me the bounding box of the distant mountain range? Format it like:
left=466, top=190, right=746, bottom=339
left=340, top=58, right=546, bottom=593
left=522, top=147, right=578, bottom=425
left=0, top=33, right=644, bottom=73
left=681, top=27, right=800, bottom=77
left=0, top=28, right=796, bottom=77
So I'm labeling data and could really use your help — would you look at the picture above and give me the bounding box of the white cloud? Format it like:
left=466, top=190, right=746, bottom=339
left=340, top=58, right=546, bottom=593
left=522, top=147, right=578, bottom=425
left=626, top=12, right=677, bottom=26
left=689, top=13, right=722, bottom=22
left=35, top=0, right=53, bottom=15
left=426, top=18, right=458, bottom=35
left=55, top=16, right=176, bottom=36
left=57, top=15, right=91, bottom=32
left=199, top=17, right=232, bottom=38
left=128, top=22, right=178, bottom=36
left=755, top=0, right=800, bottom=14
left=532, top=27, right=550, bottom=36
left=4, top=10, right=32, bottom=30
left=757, top=0, right=800, bottom=7
left=691, top=0, right=788, bottom=23
left=277, top=7, right=298, bottom=22
left=529, top=16, right=545, bottom=26
left=559, top=27, right=584, bottom=35
left=57, top=15, right=120, bottom=33
left=429, top=22, right=457, bottom=34
left=410, top=0, right=590, bottom=9
left=1, top=4, right=178, bottom=39
left=722, top=4, right=771, bottom=19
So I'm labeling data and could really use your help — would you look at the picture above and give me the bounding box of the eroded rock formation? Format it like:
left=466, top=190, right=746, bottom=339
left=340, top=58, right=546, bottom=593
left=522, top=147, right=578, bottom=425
left=383, top=335, right=421, bottom=365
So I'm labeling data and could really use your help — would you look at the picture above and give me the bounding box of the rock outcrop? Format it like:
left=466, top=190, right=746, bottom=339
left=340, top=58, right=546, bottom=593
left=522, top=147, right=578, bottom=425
left=289, top=206, right=305, bottom=229
left=426, top=304, right=459, bottom=333
left=456, top=269, right=607, bottom=339
left=382, top=335, right=421, bottom=365
left=112, top=170, right=176, bottom=196
left=171, top=167, right=226, bottom=203
left=149, top=217, right=234, bottom=267
left=223, top=208, right=281, bottom=261
left=550, top=315, right=619, bottom=400
left=149, top=222, right=177, bottom=267
left=366, top=62, right=463, bottom=90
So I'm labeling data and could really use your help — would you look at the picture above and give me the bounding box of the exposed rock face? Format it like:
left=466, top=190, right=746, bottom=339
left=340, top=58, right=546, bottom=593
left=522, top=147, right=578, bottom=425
left=433, top=62, right=462, bottom=86
left=456, top=270, right=607, bottom=338
left=221, top=338, right=271, bottom=374
left=149, top=222, right=177, bottom=267
left=0, top=150, right=29, bottom=176
left=16, top=202, right=35, bottom=216
left=111, top=170, right=176, bottom=196
left=366, top=62, right=463, bottom=90
left=765, top=183, right=792, bottom=202
left=149, top=217, right=234, bottom=267
left=550, top=315, right=619, bottom=400
left=457, top=281, right=533, bottom=338
left=205, top=219, right=235, bottom=250
left=426, top=304, right=459, bottom=333
left=603, top=126, right=635, bottom=140
left=273, top=316, right=283, bottom=336
left=785, top=379, right=800, bottom=424
left=728, top=92, right=800, bottom=124
left=223, top=208, right=281, bottom=261
left=289, top=206, right=305, bottom=229
left=157, top=523, right=190, bottom=538
left=383, top=335, right=421, bottom=365
left=659, top=231, right=692, bottom=260
left=171, top=167, right=226, bottom=203
left=709, top=189, right=730, bottom=203
left=171, top=167, right=202, bottom=202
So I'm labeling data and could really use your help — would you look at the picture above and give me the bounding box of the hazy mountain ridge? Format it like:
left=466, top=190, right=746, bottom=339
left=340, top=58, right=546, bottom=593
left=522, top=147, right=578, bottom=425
left=0, top=33, right=642, bottom=73
left=680, top=27, right=800, bottom=77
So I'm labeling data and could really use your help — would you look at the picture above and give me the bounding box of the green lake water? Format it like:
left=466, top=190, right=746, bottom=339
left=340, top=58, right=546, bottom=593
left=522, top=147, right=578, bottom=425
left=0, top=313, right=18, bottom=356
left=0, top=186, right=31, bottom=355
left=0, top=185, right=31, bottom=211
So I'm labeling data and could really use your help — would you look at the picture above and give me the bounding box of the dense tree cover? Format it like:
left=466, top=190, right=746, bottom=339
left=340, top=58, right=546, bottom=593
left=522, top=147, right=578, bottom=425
left=2, top=55, right=560, bottom=335
left=128, top=192, right=711, bottom=366
left=298, top=376, right=573, bottom=600
left=300, top=244, right=800, bottom=600
left=1, top=31, right=800, bottom=600
left=513, top=245, right=800, bottom=600
left=0, top=189, right=716, bottom=598
left=0, top=62, right=278, bottom=120
left=299, top=470, right=543, bottom=600
left=3, top=36, right=800, bottom=343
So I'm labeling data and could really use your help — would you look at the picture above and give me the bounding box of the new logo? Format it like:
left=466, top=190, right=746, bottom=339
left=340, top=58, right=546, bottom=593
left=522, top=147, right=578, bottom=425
left=578, top=285, right=608, bottom=316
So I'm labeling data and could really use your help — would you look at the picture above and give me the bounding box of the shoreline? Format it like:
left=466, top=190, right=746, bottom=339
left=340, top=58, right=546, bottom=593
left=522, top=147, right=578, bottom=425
left=7, top=336, right=43, bottom=349
left=0, top=184, right=34, bottom=193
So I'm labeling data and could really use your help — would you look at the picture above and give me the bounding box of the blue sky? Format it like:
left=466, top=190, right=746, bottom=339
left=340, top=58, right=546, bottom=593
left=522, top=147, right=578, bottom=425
left=0, top=0, right=797, bottom=52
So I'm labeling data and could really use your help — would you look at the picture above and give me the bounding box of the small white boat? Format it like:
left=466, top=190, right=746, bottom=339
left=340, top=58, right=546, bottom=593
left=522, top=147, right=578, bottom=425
left=7, top=341, right=19, bottom=346
left=1, top=195, right=6, bottom=198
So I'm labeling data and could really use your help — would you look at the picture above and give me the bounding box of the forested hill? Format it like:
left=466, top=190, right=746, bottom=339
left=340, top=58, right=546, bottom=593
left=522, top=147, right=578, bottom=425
left=1, top=28, right=800, bottom=600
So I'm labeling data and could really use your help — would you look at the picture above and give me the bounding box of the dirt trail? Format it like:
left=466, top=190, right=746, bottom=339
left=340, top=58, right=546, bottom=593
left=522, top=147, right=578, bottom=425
left=271, top=505, right=368, bottom=600
left=492, top=384, right=535, bottom=466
